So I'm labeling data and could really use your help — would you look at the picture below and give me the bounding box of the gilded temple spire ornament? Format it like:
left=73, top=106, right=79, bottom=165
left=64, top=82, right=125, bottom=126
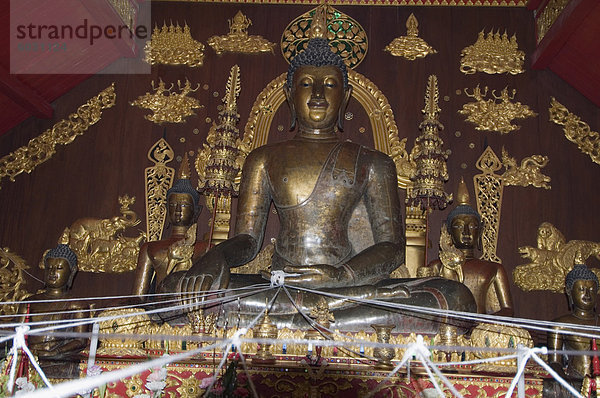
left=549, top=97, right=600, bottom=166
left=144, top=21, right=205, bottom=67
left=459, top=29, right=524, bottom=75
left=474, top=146, right=551, bottom=263
left=384, top=13, right=437, bottom=61
left=281, top=4, right=368, bottom=69
left=196, top=65, right=243, bottom=245
left=458, top=85, right=537, bottom=134
left=130, top=78, right=203, bottom=125
left=207, top=11, right=275, bottom=55
left=144, top=138, right=176, bottom=242
left=407, top=75, right=452, bottom=211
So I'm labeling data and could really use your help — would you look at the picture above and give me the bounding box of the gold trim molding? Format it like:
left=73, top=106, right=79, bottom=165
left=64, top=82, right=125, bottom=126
left=0, top=83, right=116, bottom=190
left=239, top=69, right=414, bottom=189
left=536, top=0, right=570, bottom=44
left=156, top=0, right=526, bottom=6
left=549, top=97, right=600, bottom=166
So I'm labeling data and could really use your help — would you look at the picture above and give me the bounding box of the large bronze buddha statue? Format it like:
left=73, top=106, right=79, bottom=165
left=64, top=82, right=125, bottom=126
left=18, top=244, right=89, bottom=378
left=160, top=35, right=475, bottom=332
left=420, top=179, right=513, bottom=317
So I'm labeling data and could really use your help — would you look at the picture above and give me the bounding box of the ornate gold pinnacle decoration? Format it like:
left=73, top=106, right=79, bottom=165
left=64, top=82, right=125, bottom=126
left=130, top=79, right=203, bottom=125
left=55, top=195, right=146, bottom=273
left=0, top=83, right=116, bottom=189
left=0, top=247, right=31, bottom=316
left=281, top=4, right=368, bottom=69
left=196, top=65, right=243, bottom=245
left=144, top=21, right=205, bottom=67
left=459, top=30, right=525, bottom=75
left=253, top=303, right=279, bottom=363
left=418, top=225, right=466, bottom=282
left=145, top=138, right=175, bottom=242
left=384, top=13, right=437, bottom=61
left=474, top=146, right=551, bottom=263
left=549, top=97, right=600, bottom=166
left=458, top=85, right=537, bottom=134
left=407, top=75, right=452, bottom=211
left=513, top=222, right=600, bottom=293
left=207, top=11, right=275, bottom=55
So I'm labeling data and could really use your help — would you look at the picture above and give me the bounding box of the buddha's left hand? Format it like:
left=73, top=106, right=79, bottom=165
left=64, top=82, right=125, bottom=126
left=282, top=264, right=348, bottom=288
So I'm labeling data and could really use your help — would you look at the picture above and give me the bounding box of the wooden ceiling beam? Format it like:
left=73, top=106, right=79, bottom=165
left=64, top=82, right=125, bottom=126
left=0, top=67, right=53, bottom=119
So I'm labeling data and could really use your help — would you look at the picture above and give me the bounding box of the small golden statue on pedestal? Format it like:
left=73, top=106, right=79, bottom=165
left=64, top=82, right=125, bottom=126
left=253, top=304, right=278, bottom=364
left=371, top=324, right=395, bottom=370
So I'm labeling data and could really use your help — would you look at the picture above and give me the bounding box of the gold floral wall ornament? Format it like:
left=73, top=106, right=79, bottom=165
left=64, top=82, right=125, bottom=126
left=144, top=21, right=205, bottom=67
left=281, top=4, right=368, bottom=69
left=0, top=247, right=31, bottom=316
left=144, top=138, right=175, bottom=242
left=474, top=147, right=551, bottom=263
left=130, top=78, right=203, bottom=125
left=55, top=195, right=146, bottom=273
left=384, top=13, right=437, bottom=61
left=459, top=29, right=525, bottom=75
left=196, top=65, right=244, bottom=245
left=549, top=97, right=600, bottom=166
left=513, top=222, right=600, bottom=293
left=407, top=75, right=452, bottom=211
left=0, top=84, right=116, bottom=189
left=458, top=85, right=537, bottom=134
left=207, top=11, right=276, bottom=55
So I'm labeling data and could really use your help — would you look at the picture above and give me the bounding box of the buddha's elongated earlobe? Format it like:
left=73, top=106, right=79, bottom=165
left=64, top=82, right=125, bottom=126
left=284, top=84, right=296, bottom=131
left=337, top=85, right=352, bottom=132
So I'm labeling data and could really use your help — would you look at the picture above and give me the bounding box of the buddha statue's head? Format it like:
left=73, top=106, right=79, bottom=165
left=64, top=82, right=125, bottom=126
left=446, top=178, right=481, bottom=253
left=166, top=153, right=201, bottom=227
left=565, top=264, right=598, bottom=312
left=285, top=37, right=352, bottom=133
left=43, top=244, right=78, bottom=290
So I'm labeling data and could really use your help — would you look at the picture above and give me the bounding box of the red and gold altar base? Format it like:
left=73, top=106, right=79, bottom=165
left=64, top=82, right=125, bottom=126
left=81, top=350, right=545, bottom=398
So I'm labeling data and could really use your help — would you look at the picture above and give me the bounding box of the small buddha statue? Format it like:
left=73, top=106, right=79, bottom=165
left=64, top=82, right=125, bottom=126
left=420, top=178, right=514, bottom=316
left=162, top=30, right=475, bottom=332
left=18, top=244, right=89, bottom=379
left=132, top=155, right=209, bottom=297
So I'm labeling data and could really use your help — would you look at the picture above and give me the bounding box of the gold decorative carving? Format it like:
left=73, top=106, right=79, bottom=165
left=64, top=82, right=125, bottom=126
left=166, top=224, right=196, bottom=274
left=196, top=65, right=243, bottom=245
left=130, top=78, right=203, bottom=125
left=407, top=74, right=452, bottom=211
left=513, top=222, right=600, bottom=293
left=384, top=13, right=437, bottom=61
left=161, top=0, right=527, bottom=5
left=208, top=11, right=275, bottom=55
left=418, top=226, right=465, bottom=282
left=144, top=21, right=205, bottom=67
left=240, top=69, right=414, bottom=189
left=460, top=30, right=525, bottom=75
left=144, top=138, right=175, bottom=242
left=501, top=147, right=551, bottom=189
left=549, top=97, right=600, bottom=166
left=468, top=323, right=533, bottom=372
left=56, top=195, right=146, bottom=273
left=281, top=4, right=368, bottom=69
left=458, top=85, right=537, bottom=134
left=0, top=84, right=116, bottom=189
left=97, top=308, right=151, bottom=356
left=0, top=247, right=31, bottom=316
left=474, top=147, right=550, bottom=263
left=107, top=0, right=137, bottom=32
left=536, top=0, right=570, bottom=44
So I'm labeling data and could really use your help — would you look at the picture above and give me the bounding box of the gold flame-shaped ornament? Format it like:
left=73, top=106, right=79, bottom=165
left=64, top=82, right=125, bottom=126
left=384, top=14, right=437, bottom=61
left=460, top=30, right=524, bottom=75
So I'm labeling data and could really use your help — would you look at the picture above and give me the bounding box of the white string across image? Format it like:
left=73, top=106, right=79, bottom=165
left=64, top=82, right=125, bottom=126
left=0, top=281, right=597, bottom=398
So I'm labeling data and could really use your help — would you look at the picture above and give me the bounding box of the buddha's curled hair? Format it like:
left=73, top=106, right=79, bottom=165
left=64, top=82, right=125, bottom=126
left=287, top=38, right=348, bottom=90
left=565, top=264, right=599, bottom=295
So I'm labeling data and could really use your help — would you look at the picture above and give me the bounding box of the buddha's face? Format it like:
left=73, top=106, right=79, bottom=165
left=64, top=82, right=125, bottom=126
left=449, top=214, right=480, bottom=250
left=291, top=65, right=346, bottom=131
left=168, top=193, right=195, bottom=226
left=45, top=257, right=71, bottom=289
left=571, top=279, right=597, bottom=311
